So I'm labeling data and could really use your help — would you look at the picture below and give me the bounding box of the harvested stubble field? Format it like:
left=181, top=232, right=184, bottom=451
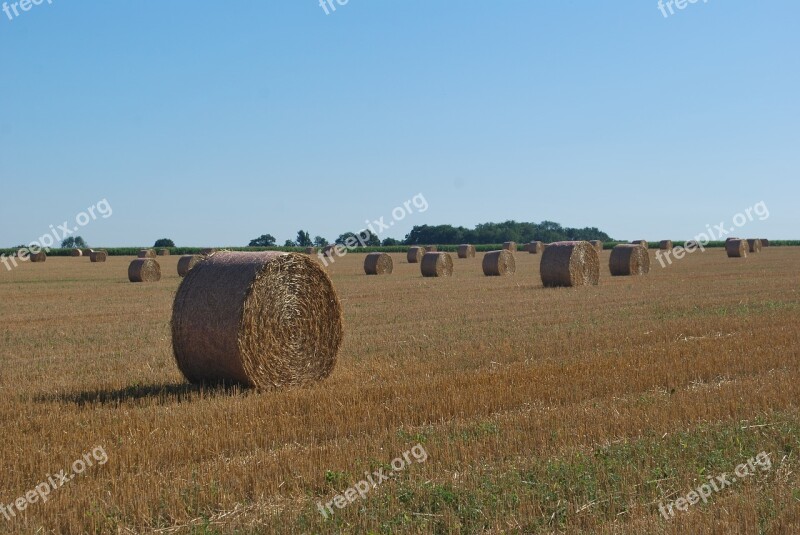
left=1, top=249, right=799, bottom=534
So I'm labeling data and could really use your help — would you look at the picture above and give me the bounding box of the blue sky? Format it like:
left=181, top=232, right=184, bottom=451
left=1, top=1, right=797, bottom=247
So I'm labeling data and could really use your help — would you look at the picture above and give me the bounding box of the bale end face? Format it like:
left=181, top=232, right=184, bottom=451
left=482, top=250, right=516, bottom=276
left=364, top=252, right=393, bottom=275
left=420, top=252, right=453, bottom=277
left=609, top=244, right=650, bottom=276
left=457, top=244, right=476, bottom=259
left=129, top=259, right=162, bottom=282
left=171, top=252, right=343, bottom=390
left=540, top=241, right=600, bottom=287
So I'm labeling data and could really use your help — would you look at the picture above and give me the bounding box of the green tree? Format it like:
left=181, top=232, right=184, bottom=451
left=296, top=230, right=313, bottom=247
left=249, top=234, right=276, bottom=247
left=61, top=236, right=87, bottom=248
left=336, top=230, right=380, bottom=247
left=284, top=239, right=297, bottom=247
left=154, top=238, right=175, bottom=248
left=313, top=235, right=329, bottom=247
left=381, top=237, right=401, bottom=246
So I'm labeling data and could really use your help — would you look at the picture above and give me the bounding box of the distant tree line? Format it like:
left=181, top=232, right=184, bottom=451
left=247, top=221, right=613, bottom=248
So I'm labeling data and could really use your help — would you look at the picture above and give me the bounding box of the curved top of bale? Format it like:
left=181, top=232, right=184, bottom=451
left=172, top=252, right=343, bottom=389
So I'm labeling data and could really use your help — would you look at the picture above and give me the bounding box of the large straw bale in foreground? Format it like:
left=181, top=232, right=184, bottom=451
left=129, top=259, right=161, bottom=282
left=178, top=255, right=203, bottom=277
left=457, top=244, right=476, bottom=258
left=609, top=244, right=650, bottom=276
left=540, top=241, right=599, bottom=287
left=364, top=252, right=393, bottom=275
left=407, top=246, right=424, bottom=263
left=482, top=250, right=516, bottom=276
left=172, top=252, right=343, bottom=389
left=420, top=252, right=453, bottom=277
left=726, top=239, right=748, bottom=258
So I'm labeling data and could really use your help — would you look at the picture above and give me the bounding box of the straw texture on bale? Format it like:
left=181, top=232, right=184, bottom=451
left=425, top=245, right=438, bottom=252
left=482, top=250, right=516, bottom=276
left=90, top=250, right=107, bottom=263
left=502, top=241, right=517, bottom=252
left=138, top=249, right=156, bottom=259
left=589, top=240, right=603, bottom=253
left=609, top=244, right=650, bottom=276
left=631, top=240, right=648, bottom=249
left=761, top=239, right=770, bottom=247
left=747, top=239, right=762, bottom=253
left=364, top=252, right=393, bottom=275
left=200, top=248, right=217, bottom=256
left=70, top=248, right=83, bottom=257
left=457, top=244, right=476, bottom=258
left=30, top=251, right=47, bottom=262
left=171, top=251, right=343, bottom=389
left=407, top=246, right=424, bottom=263
left=528, top=241, right=545, bottom=254
left=158, top=249, right=170, bottom=256
left=129, top=259, right=161, bottom=282
left=659, top=240, right=673, bottom=250
left=726, top=239, right=748, bottom=258
left=305, top=247, right=316, bottom=255
left=540, top=241, right=600, bottom=288
left=420, top=252, right=453, bottom=277
left=178, top=255, right=203, bottom=277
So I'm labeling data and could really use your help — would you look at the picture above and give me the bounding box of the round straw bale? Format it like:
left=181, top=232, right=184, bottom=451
left=630, top=240, right=648, bottom=249
left=158, top=248, right=170, bottom=256
left=171, top=251, right=343, bottom=389
left=82, top=248, right=93, bottom=256
left=609, top=244, right=650, bottom=276
left=761, top=239, right=770, bottom=247
left=305, top=246, right=316, bottom=255
left=540, top=241, right=600, bottom=287
left=502, top=241, right=517, bottom=252
left=457, top=244, right=476, bottom=258
left=407, top=246, right=424, bottom=263
left=138, top=249, right=156, bottom=259
left=30, top=251, right=47, bottom=262
left=482, top=250, right=516, bottom=276
left=420, top=252, right=453, bottom=277
left=425, top=245, right=438, bottom=252
left=747, top=239, right=762, bottom=253
left=90, top=250, right=107, bottom=262
left=200, top=248, right=217, bottom=256
left=659, top=240, right=673, bottom=250
left=589, top=240, right=603, bottom=253
left=726, top=239, right=748, bottom=258
left=528, top=241, right=544, bottom=254
left=364, top=252, right=393, bottom=275
left=129, top=259, right=161, bottom=282
left=70, top=248, right=83, bottom=257
left=178, top=255, right=203, bottom=277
